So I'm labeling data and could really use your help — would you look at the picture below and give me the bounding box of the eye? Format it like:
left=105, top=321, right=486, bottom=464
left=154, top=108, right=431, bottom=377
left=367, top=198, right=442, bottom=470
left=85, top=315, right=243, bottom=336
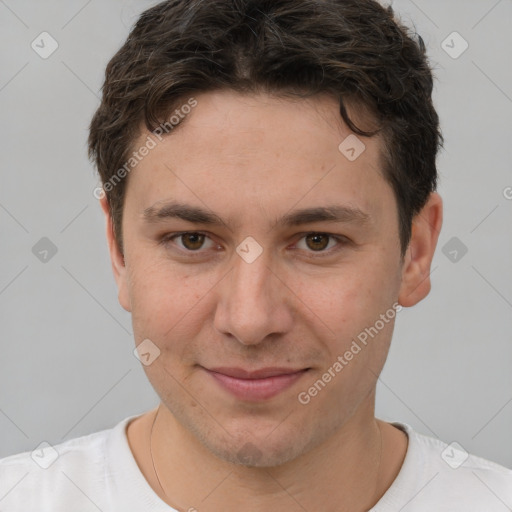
left=160, top=231, right=216, bottom=254
left=159, top=231, right=349, bottom=258
left=294, top=232, right=347, bottom=256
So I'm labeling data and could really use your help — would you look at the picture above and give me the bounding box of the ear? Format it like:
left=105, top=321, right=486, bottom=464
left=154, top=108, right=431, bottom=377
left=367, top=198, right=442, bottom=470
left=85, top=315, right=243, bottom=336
left=99, top=194, right=132, bottom=312
left=398, top=192, right=443, bottom=307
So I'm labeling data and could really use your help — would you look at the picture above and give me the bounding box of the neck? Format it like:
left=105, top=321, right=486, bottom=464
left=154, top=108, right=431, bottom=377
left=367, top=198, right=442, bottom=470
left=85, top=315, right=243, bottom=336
left=128, top=393, right=407, bottom=512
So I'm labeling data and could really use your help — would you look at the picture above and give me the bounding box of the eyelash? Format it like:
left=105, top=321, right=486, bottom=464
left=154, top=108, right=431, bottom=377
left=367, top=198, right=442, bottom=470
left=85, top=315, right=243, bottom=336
left=159, top=231, right=349, bottom=259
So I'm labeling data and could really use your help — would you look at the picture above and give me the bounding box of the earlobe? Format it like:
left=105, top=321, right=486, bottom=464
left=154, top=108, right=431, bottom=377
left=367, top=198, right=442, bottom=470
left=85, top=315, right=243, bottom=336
left=398, top=192, right=443, bottom=307
left=99, top=195, right=132, bottom=312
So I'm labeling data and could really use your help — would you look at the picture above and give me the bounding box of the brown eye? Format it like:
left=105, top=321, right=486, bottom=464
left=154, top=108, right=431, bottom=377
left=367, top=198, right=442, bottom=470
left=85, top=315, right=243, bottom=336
left=294, top=232, right=347, bottom=257
left=160, top=231, right=219, bottom=259
left=304, top=233, right=330, bottom=251
left=179, top=233, right=206, bottom=251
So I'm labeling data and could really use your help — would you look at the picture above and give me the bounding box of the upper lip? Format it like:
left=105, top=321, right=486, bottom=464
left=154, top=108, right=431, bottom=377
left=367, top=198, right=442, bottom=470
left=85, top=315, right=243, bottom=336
left=205, top=367, right=309, bottom=379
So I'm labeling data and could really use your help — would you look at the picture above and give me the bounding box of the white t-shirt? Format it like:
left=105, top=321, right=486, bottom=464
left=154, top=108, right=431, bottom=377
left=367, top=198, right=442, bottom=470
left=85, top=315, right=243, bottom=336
left=1, top=415, right=511, bottom=511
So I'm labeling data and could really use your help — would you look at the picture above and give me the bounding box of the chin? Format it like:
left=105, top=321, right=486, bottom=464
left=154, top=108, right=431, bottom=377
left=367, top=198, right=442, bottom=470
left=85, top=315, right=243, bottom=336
left=193, top=424, right=312, bottom=468
left=219, top=439, right=304, bottom=468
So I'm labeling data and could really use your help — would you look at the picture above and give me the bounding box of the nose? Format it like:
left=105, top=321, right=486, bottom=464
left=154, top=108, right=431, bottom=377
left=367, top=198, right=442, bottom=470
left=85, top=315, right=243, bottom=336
left=213, top=246, right=294, bottom=346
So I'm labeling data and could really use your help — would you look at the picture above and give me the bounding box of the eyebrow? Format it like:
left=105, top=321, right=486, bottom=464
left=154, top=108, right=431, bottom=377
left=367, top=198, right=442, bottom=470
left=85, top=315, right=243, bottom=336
left=141, top=201, right=371, bottom=230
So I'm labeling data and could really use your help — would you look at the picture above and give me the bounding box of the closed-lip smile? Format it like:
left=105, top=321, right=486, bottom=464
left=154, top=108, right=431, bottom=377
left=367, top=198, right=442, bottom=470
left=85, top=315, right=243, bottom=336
left=202, top=366, right=310, bottom=401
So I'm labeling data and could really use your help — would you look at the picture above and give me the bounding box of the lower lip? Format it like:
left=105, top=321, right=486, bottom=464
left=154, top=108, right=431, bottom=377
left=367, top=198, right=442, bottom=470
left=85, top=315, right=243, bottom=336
left=203, top=368, right=309, bottom=401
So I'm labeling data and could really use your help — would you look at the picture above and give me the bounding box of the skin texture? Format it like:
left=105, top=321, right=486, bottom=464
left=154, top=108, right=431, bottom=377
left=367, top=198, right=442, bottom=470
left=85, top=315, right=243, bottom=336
left=99, top=90, right=443, bottom=511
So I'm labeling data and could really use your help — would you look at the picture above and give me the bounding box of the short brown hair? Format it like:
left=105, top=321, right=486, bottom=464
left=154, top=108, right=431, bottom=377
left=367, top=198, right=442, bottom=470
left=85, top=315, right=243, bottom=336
left=88, top=0, right=443, bottom=257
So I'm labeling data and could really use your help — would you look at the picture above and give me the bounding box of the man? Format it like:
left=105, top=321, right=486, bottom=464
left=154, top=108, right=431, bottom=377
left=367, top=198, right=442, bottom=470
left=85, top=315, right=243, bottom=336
left=1, top=0, right=511, bottom=510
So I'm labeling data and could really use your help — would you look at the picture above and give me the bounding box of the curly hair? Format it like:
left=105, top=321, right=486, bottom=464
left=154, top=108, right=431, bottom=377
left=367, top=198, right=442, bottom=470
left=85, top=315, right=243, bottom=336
left=88, top=0, right=443, bottom=257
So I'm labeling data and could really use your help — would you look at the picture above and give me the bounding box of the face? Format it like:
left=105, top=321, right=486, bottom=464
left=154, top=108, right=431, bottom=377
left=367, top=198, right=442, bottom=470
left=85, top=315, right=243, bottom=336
left=101, top=90, right=441, bottom=467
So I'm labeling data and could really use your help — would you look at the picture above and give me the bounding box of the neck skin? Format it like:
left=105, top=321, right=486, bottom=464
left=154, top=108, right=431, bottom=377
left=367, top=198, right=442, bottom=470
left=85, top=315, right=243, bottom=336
left=127, top=391, right=409, bottom=512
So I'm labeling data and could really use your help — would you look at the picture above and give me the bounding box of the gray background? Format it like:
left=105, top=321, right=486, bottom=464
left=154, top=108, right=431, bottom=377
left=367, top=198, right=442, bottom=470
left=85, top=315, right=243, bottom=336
left=1, top=0, right=511, bottom=469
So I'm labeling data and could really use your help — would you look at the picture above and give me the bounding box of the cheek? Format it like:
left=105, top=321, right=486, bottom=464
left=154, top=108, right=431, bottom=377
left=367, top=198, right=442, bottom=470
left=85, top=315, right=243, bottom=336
left=128, top=265, right=209, bottom=389
left=297, top=262, right=400, bottom=413
left=305, top=253, right=401, bottom=348
left=127, top=256, right=218, bottom=350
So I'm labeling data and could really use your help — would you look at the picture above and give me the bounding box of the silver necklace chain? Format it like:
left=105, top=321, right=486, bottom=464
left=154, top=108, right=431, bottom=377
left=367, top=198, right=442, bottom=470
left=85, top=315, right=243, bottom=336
left=149, top=403, right=383, bottom=508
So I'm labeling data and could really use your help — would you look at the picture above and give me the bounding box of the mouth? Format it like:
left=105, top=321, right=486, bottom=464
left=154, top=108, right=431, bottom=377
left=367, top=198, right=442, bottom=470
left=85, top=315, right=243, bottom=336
left=201, top=366, right=311, bottom=401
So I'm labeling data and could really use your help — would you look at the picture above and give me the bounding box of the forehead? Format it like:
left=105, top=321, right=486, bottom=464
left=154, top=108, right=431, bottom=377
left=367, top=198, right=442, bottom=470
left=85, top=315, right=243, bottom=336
left=124, top=90, right=393, bottom=226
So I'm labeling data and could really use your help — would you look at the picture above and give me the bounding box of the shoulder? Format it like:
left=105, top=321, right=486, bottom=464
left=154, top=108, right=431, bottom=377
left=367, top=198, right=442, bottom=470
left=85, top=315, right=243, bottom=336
left=0, top=417, right=132, bottom=511
left=413, top=425, right=512, bottom=480
left=379, top=422, right=512, bottom=511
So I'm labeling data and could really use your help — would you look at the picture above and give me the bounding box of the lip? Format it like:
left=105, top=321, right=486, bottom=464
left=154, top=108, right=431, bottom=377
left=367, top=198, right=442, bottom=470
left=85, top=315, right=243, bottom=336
left=202, top=366, right=310, bottom=401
